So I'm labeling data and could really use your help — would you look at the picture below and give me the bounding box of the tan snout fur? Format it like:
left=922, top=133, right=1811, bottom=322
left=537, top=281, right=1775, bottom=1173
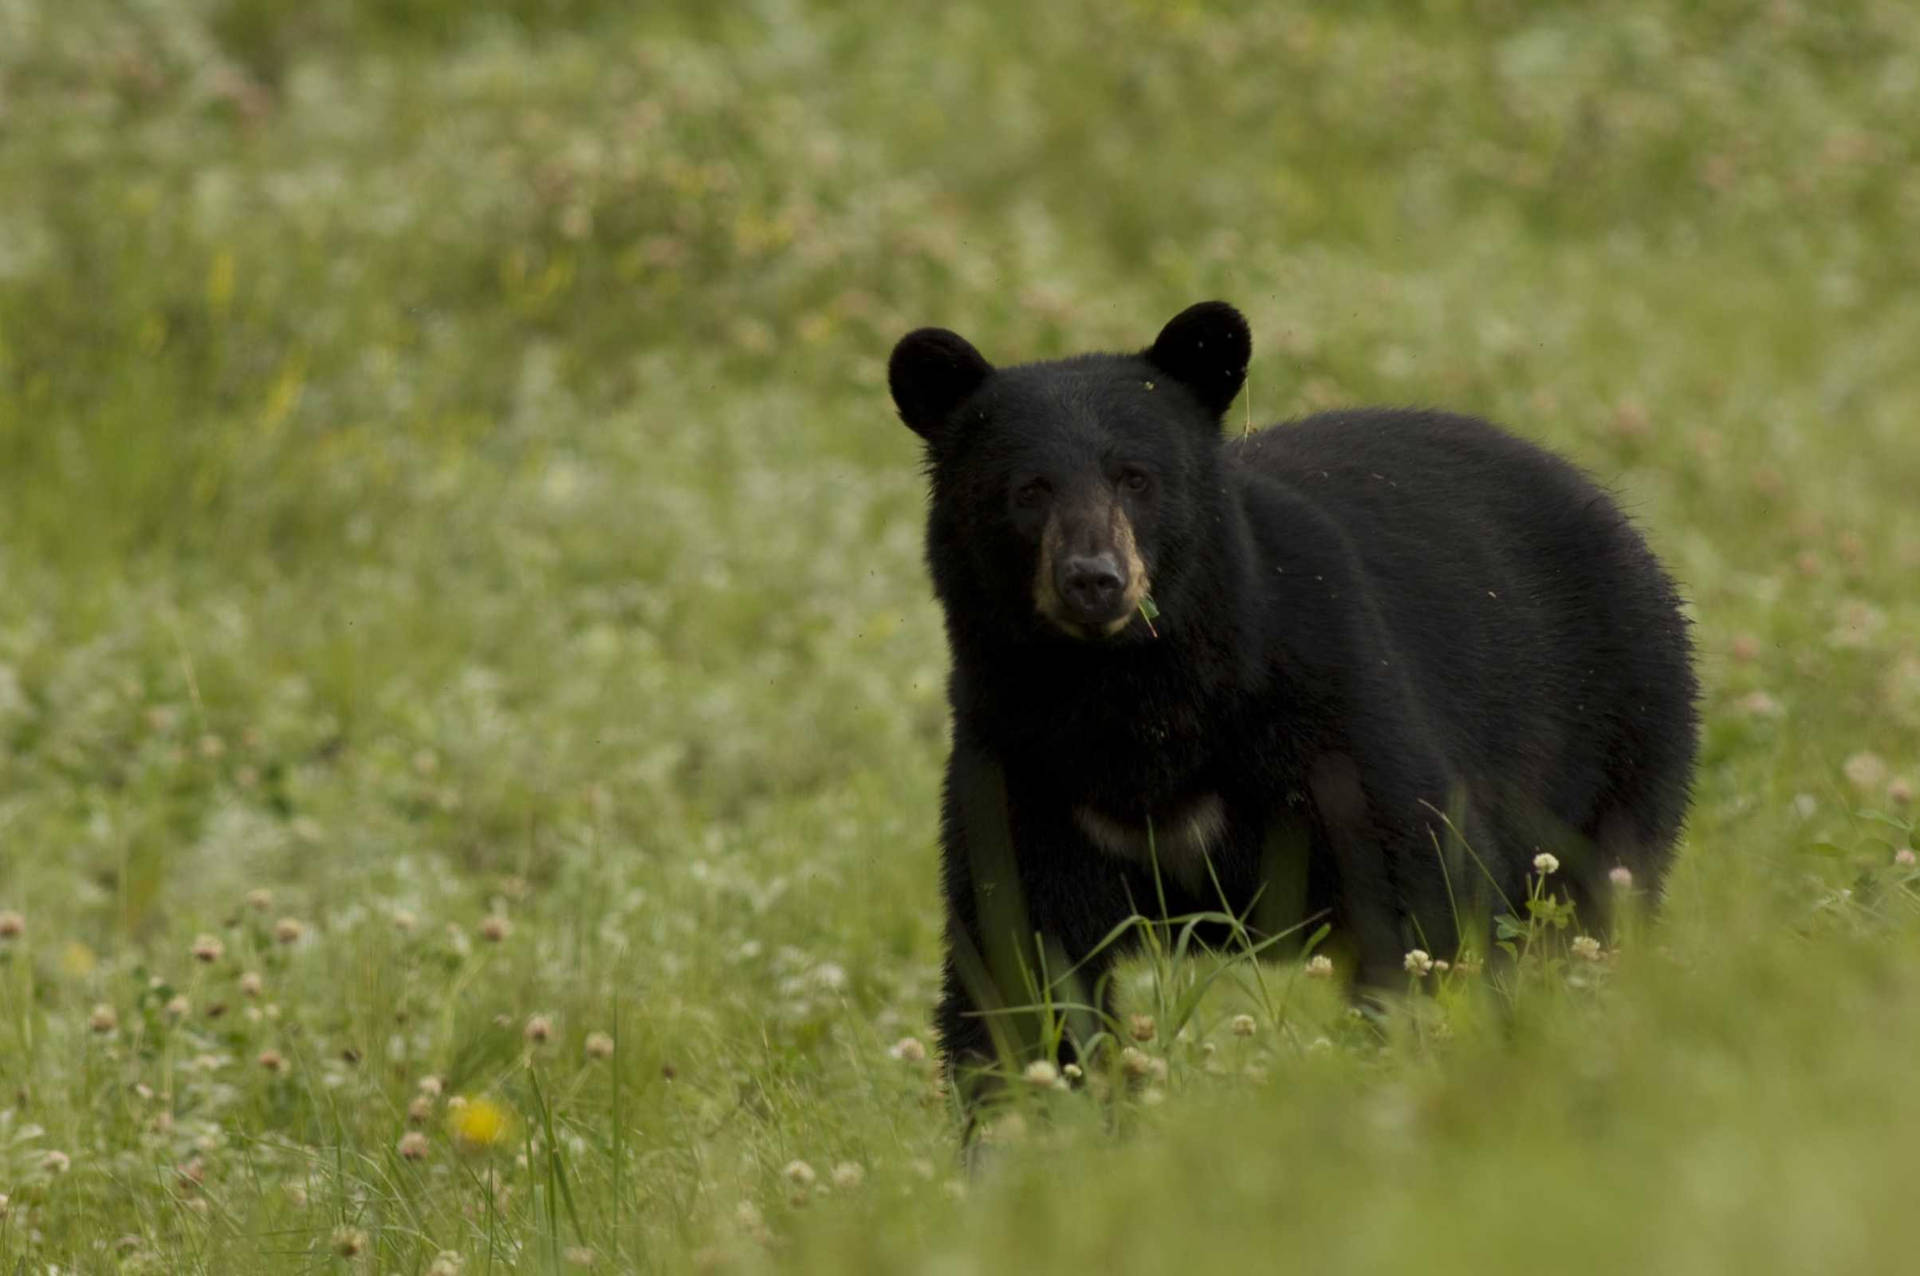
left=1032, top=495, right=1151, bottom=638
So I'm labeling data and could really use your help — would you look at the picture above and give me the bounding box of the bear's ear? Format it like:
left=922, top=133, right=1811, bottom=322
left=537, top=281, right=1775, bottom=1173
left=889, top=328, right=994, bottom=441
left=1144, top=301, right=1251, bottom=418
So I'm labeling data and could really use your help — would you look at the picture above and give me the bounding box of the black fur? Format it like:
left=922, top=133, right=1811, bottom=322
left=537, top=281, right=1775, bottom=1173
left=890, top=303, right=1698, bottom=1090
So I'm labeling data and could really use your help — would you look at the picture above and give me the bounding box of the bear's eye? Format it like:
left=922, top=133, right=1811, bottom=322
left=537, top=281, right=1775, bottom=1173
left=1014, top=478, right=1053, bottom=508
left=1119, top=467, right=1152, bottom=494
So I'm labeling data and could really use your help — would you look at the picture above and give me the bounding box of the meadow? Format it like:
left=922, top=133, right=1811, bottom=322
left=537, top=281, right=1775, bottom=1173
left=1, top=0, right=1918, bottom=1270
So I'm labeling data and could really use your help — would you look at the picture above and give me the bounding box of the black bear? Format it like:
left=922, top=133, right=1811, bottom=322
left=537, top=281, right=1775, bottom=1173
left=889, top=301, right=1697, bottom=1089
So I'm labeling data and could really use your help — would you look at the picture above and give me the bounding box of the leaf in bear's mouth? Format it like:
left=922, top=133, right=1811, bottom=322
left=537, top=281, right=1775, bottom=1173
left=1138, top=595, right=1161, bottom=638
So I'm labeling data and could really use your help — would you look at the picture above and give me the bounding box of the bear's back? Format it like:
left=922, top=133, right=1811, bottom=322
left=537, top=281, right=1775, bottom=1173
left=1225, top=408, right=1656, bottom=608
left=1228, top=408, right=1600, bottom=526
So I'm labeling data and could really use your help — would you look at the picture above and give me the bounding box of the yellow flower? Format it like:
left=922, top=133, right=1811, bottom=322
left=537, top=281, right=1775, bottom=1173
left=448, top=1096, right=514, bottom=1152
left=62, top=941, right=99, bottom=976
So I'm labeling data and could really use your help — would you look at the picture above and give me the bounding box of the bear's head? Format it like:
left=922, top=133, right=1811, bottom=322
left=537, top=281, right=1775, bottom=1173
left=890, top=302, right=1251, bottom=644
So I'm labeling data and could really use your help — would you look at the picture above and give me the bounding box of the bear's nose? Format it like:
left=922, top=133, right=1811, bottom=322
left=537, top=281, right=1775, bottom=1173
left=1059, top=553, right=1126, bottom=620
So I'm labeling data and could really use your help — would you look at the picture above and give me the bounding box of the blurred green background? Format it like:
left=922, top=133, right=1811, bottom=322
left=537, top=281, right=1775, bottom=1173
left=1, top=0, right=1918, bottom=1271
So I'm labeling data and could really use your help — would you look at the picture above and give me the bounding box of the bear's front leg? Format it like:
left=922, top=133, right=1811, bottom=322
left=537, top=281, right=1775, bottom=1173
left=1306, top=746, right=1474, bottom=987
left=934, top=741, right=1042, bottom=1103
left=934, top=742, right=1133, bottom=1107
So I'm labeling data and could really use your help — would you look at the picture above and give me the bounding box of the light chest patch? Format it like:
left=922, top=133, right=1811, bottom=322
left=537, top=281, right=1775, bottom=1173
left=1073, top=793, right=1227, bottom=891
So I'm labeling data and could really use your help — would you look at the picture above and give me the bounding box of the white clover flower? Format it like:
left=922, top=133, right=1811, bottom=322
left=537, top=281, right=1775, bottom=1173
left=887, top=1036, right=927, bottom=1063
left=1570, top=935, right=1603, bottom=961
left=1532, top=852, right=1560, bottom=876
left=783, top=1159, right=817, bottom=1188
left=1022, top=1060, right=1061, bottom=1088
left=1304, top=954, right=1334, bottom=979
left=191, top=933, right=225, bottom=964
left=1230, top=1013, right=1257, bottom=1037
left=1844, top=752, right=1890, bottom=794
left=1403, top=949, right=1434, bottom=976
left=1128, top=1014, right=1156, bottom=1043
left=398, top=1131, right=430, bottom=1160
left=1609, top=865, right=1635, bottom=890
left=1894, top=849, right=1916, bottom=868
left=830, top=1161, right=865, bottom=1189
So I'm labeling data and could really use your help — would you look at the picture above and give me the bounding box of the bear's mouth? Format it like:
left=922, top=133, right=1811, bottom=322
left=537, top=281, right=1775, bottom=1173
left=1039, top=610, right=1142, bottom=642
left=1036, top=600, right=1148, bottom=641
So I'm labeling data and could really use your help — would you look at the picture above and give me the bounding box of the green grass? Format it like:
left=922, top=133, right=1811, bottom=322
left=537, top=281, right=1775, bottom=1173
left=2, top=0, right=1919, bottom=1270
